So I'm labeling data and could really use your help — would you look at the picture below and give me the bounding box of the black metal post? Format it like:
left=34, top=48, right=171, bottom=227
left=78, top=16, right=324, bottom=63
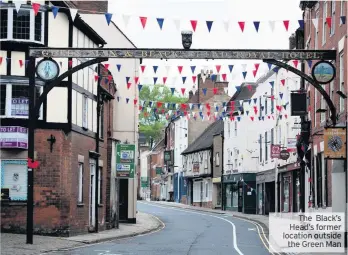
left=221, top=132, right=225, bottom=211
left=26, top=56, right=36, bottom=244
left=95, top=64, right=101, bottom=232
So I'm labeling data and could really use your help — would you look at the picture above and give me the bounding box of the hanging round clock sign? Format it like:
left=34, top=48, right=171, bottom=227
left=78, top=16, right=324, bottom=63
left=312, top=60, right=336, bottom=84
left=35, top=58, right=60, bottom=81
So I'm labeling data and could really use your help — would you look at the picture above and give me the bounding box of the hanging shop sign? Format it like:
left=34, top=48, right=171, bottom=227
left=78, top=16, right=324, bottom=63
left=29, top=48, right=336, bottom=60
left=271, top=144, right=281, bottom=159
left=287, top=138, right=297, bottom=152
left=156, top=167, right=162, bottom=175
left=0, top=126, right=28, bottom=149
left=193, top=163, right=200, bottom=173
left=279, top=150, right=290, bottom=160
left=312, top=60, right=336, bottom=84
left=116, top=144, right=136, bottom=178
left=324, top=127, right=347, bottom=159
left=35, top=58, right=60, bottom=81
left=290, top=93, right=307, bottom=116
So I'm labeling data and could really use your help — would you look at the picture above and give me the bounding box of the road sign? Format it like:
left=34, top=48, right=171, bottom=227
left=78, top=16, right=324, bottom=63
left=116, top=144, right=136, bottom=178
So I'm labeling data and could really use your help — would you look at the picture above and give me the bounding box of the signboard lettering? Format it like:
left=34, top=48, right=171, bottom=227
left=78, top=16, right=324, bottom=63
left=29, top=48, right=336, bottom=60
left=279, top=150, right=290, bottom=160
left=271, top=145, right=281, bottom=159
left=116, top=144, right=136, bottom=178
left=0, top=126, right=28, bottom=149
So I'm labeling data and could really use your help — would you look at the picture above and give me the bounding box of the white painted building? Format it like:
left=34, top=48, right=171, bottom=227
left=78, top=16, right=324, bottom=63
left=139, top=150, right=151, bottom=200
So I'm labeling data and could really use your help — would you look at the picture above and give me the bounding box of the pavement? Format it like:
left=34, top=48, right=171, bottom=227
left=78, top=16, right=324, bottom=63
left=0, top=212, right=163, bottom=255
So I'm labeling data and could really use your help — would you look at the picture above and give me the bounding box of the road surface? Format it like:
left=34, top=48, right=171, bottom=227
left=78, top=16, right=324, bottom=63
left=48, top=202, right=271, bottom=255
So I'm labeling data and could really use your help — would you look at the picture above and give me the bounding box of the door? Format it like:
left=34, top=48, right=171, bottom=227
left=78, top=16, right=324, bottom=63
left=119, top=178, right=128, bottom=221
left=89, top=160, right=96, bottom=227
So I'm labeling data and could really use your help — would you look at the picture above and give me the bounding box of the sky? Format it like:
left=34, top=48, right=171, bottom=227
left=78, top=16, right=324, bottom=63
left=108, top=0, right=304, bottom=94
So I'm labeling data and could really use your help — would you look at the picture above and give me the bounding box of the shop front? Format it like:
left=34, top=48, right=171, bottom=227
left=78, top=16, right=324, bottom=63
left=223, top=173, right=256, bottom=214
left=256, top=169, right=276, bottom=215
left=279, top=162, right=301, bottom=213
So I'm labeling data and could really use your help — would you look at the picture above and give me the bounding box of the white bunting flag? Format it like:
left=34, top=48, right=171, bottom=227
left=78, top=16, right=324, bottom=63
left=312, top=18, right=318, bottom=30
left=189, top=103, right=193, bottom=109
left=269, top=20, right=275, bottom=32
left=214, top=112, right=219, bottom=117
left=123, top=14, right=130, bottom=27
left=174, top=19, right=181, bottom=31
left=202, top=74, right=207, bottom=83
left=224, top=106, right=227, bottom=112
left=149, top=85, right=154, bottom=93
left=147, top=107, right=151, bottom=113
left=14, top=1, right=23, bottom=12
left=165, top=65, right=171, bottom=73
left=70, top=8, right=78, bottom=21
left=224, top=87, right=228, bottom=94
left=168, top=110, right=172, bottom=115
left=159, top=86, right=164, bottom=94
left=223, top=20, right=229, bottom=32
left=241, top=64, right=247, bottom=72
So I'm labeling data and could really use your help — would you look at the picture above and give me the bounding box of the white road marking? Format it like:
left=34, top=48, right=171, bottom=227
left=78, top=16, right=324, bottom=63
left=139, top=201, right=244, bottom=255
left=248, top=228, right=256, bottom=231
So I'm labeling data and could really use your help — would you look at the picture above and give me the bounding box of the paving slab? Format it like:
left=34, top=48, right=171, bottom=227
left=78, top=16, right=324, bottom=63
left=0, top=212, right=163, bottom=255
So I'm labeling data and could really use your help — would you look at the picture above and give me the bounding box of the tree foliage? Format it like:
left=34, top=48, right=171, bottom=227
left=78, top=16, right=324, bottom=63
left=139, top=85, right=188, bottom=143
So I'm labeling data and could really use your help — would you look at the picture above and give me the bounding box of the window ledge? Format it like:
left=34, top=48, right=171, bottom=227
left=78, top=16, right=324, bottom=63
left=98, top=204, right=104, bottom=207
left=77, top=203, right=85, bottom=207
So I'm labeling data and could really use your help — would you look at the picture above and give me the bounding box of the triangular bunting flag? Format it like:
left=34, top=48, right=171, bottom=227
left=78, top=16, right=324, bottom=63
left=267, top=63, right=272, bottom=70
left=241, top=64, right=247, bottom=71
left=157, top=18, right=164, bottom=30
left=192, top=76, right=197, bottom=83
left=178, top=66, right=183, bottom=74
left=158, top=87, right=164, bottom=94
left=269, top=81, right=274, bottom=87
left=153, top=66, right=158, bottom=73
left=238, top=21, right=245, bottom=32
left=293, top=60, right=299, bottom=68
left=94, top=75, right=99, bottom=82
left=116, top=64, right=121, bottom=72
left=181, top=88, right=186, bottom=95
left=307, top=60, right=312, bottom=69
left=235, top=86, right=241, bottom=91
left=252, top=70, right=257, bottom=77
left=174, top=19, right=180, bottom=31
left=213, top=87, right=218, bottom=95
left=242, top=72, right=247, bottom=79
left=221, top=73, right=227, bottom=81
left=253, top=98, right=257, bottom=104
left=216, top=65, right=221, bottom=73
left=105, top=13, right=113, bottom=26
left=280, top=79, right=285, bottom=86
left=228, top=65, right=234, bottom=73
left=165, top=65, right=171, bottom=73
left=190, top=20, right=197, bottom=32
left=190, top=66, right=196, bottom=74
left=273, top=67, right=280, bottom=73
left=126, top=76, right=130, bottom=83
left=326, top=17, right=332, bottom=28
left=182, top=77, right=186, bottom=84
left=298, top=20, right=304, bottom=29
left=340, top=16, right=346, bottom=25
left=19, top=59, right=23, bottom=68
left=52, top=5, right=59, bottom=18
left=279, top=92, right=283, bottom=99
left=134, top=99, right=138, bottom=105
left=138, top=84, right=143, bottom=91
left=140, top=65, right=146, bottom=73
left=134, top=77, right=139, bottom=84
left=283, top=20, right=289, bottom=31
left=14, top=1, right=22, bottom=13
left=254, top=63, right=260, bottom=72
left=104, top=63, right=109, bottom=70
left=32, top=3, right=40, bottom=16
left=312, top=18, right=318, bottom=30
left=139, top=17, right=147, bottom=29
left=253, top=21, right=260, bottom=32
left=69, top=8, right=78, bottom=21
left=206, top=21, right=213, bottom=32
left=223, top=20, right=229, bottom=32
left=126, top=98, right=129, bottom=104
left=170, top=87, right=175, bottom=95
left=163, top=77, right=167, bottom=84
left=123, top=15, right=130, bottom=27
left=202, top=88, right=207, bottom=95
left=153, top=77, right=158, bottom=84
left=269, top=20, right=275, bottom=32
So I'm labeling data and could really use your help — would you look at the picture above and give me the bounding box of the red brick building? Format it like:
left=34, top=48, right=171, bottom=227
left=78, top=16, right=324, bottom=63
left=301, top=1, right=347, bottom=212
left=0, top=1, right=116, bottom=236
left=148, top=139, right=165, bottom=201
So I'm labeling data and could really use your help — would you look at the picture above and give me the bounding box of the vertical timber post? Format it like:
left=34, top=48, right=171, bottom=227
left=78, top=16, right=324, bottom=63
left=95, top=64, right=101, bottom=232
left=26, top=57, right=36, bottom=244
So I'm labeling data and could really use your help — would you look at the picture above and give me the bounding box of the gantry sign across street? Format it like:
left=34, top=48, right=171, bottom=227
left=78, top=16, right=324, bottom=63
left=26, top=41, right=338, bottom=245
left=29, top=48, right=336, bottom=60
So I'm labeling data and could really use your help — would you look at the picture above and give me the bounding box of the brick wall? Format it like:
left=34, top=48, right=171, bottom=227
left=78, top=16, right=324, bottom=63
left=192, top=201, right=213, bottom=209
left=304, top=1, right=347, bottom=208
left=213, top=135, right=223, bottom=178
left=70, top=1, right=108, bottom=13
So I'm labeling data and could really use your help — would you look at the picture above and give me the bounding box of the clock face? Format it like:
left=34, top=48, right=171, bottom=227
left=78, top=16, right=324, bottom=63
left=36, top=59, right=59, bottom=81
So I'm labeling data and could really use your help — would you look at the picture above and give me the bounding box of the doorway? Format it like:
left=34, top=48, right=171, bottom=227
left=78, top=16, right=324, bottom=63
left=89, top=160, right=96, bottom=227
left=119, top=178, right=128, bottom=222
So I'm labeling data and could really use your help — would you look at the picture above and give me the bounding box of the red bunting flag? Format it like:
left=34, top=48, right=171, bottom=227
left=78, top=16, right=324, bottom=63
left=134, top=77, right=139, bottom=84
left=206, top=103, right=211, bottom=109
left=190, top=20, right=197, bottom=32
left=108, top=75, right=112, bottom=81
left=19, top=59, right=23, bottom=68
left=28, top=158, right=39, bottom=169
left=253, top=106, right=258, bottom=114
left=162, top=109, right=166, bottom=114
left=32, top=3, right=40, bottom=16
left=280, top=79, right=285, bottom=86
left=326, top=17, right=332, bottom=28
left=181, top=103, right=187, bottom=109
left=293, top=60, right=299, bottom=68
left=285, top=114, right=288, bottom=119
left=104, top=63, right=109, bottom=70
left=0, top=57, right=3, bottom=65
left=127, top=82, right=131, bottom=89
left=215, top=65, right=221, bottom=73
left=230, top=115, right=235, bottom=121
left=252, top=70, right=257, bottom=77
left=254, top=63, right=260, bottom=71
left=139, top=105, right=142, bottom=111
left=247, top=85, right=252, bottom=91
left=192, top=76, right=197, bottom=83
left=221, top=74, right=227, bottom=81
left=134, top=99, right=138, bottom=105
left=207, top=112, right=211, bottom=117
left=178, top=66, right=183, bottom=74
left=68, top=60, right=73, bottom=67
left=139, top=17, right=147, bottom=28
left=238, top=21, right=245, bottom=32
left=94, top=75, right=99, bottom=82
left=250, top=116, right=254, bottom=121
left=308, top=105, right=311, bottom=112
left=157, top=102, right=163, bottom=108
left=163, top=77, right=167, bottom=84
left=140, top=65, right=146, bottom=73
left=283, top=20, right=290, bottom=31
left=213, top=87, right=218, bottom=95
left=270, top=95, right=275, bottom=100
left=181, top=88, right=186, bottom=95
left=268, top=115, right=271, bottom=119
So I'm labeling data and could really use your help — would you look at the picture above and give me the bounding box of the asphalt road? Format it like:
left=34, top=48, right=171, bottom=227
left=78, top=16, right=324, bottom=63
left=49, top=202, right=270, bottom=255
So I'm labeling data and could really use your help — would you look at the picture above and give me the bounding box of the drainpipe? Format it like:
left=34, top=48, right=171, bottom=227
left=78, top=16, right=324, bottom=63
left=221, top=131, right=225, bottom=211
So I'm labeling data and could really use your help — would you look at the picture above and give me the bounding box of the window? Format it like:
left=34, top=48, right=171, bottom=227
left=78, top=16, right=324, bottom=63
left=259, top=135, right=263, bottom=162
left=322, top=1, right=327, bottom=45
left=82, top=96, right=88, bottom=129
left=99, top=104, right=104, bottom=139
left=0, top=84, right=42, bottom=118
left=0, top=8, right=44, bottom=43
left=98, top=167, right=102, bottom=204
left=265, top=97, right=268, bottom=115
left=315, top=11, right=319, bottom=49
left=78, top=163, right=83, bottom=203
left=320, top=85, right=326, bottom=123
left=314, top=88, right=317, bottom=126
left=271, top=128, right=274, bottom=145
left=1, top=160, right=28, bottom=201
left=0, top=9, right=8, bottom=39
left=330, top=1, right=335, bottom=35
left=339, top=52, right=345, bottom=112
left=265, top=132, right=268, bottom=161
left=215, top=152, right=220, bottom=166
left=340, top=1, right=344, bottom=25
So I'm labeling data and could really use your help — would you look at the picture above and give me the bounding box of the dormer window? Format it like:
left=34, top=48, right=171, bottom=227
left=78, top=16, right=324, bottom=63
left=0, top=5, right=44, bottom=44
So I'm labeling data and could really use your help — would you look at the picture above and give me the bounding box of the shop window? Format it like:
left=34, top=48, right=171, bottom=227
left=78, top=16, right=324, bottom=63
left=215, top=152, right=220, bottom=166
left=232, top=184, right=238, bottom=207
left=0, top=7, right=44, bottom=44
left=1, top=160, right=28, bottom=201
left=0, top=84, right=42, bottom=118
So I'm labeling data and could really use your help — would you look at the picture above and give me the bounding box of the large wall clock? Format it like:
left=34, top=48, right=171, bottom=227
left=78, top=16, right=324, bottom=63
left=35, top=58, right=60, bottom=81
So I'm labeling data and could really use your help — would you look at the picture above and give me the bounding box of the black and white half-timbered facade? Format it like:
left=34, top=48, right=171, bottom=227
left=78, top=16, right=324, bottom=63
left=0, top=1, right=116, bottom=236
